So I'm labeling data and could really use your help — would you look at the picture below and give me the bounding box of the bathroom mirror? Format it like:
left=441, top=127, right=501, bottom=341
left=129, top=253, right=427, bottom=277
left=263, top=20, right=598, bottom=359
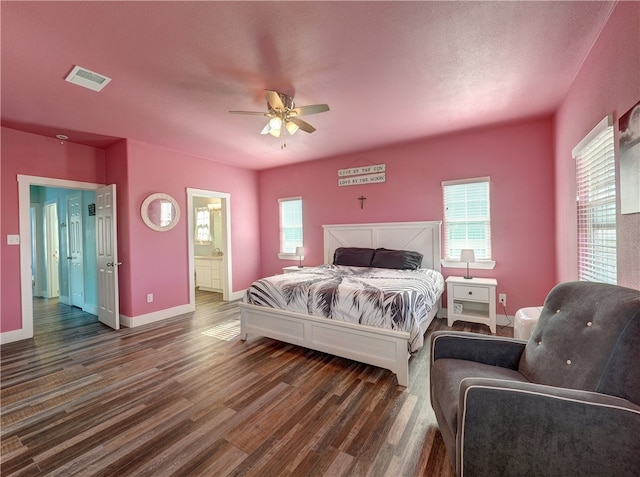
left=141, top=193, right=180, bottom=231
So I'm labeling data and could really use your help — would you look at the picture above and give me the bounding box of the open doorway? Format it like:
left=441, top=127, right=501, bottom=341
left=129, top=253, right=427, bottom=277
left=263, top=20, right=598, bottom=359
left=186, top=188, right=232, bottom=308
left=15, top=175, right=118, bottom=342
left=30, top=186, right=97, bottom=313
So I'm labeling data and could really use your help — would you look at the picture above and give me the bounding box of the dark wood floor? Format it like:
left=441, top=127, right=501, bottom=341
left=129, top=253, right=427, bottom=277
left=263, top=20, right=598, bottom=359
left=1, top=292, right=512, bottom=476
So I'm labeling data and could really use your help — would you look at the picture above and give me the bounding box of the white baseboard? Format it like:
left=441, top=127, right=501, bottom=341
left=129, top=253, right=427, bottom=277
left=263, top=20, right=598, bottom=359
left=229, top=289, right=246, bottom=302
left=0, top=327, right=32, bottom=344
left=441, top=307, right=513, bottom=328
left=119, top=303, right=195, bottom=328
left=496, top=313, right=513, bottom=327
left=59, top=295, right=70, bottom=305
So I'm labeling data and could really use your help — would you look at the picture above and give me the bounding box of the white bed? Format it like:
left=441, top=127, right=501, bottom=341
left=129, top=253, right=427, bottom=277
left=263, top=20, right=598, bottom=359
left=239, top=221, right=442, bottom=386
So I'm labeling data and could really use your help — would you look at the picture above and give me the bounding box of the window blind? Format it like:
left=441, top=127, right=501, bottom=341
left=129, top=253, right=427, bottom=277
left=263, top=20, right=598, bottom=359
left=279, top=197, right=303, bottom=254
left=442, top=178, right=491, bottom=260
left=574, top=117, right=617, bottom=284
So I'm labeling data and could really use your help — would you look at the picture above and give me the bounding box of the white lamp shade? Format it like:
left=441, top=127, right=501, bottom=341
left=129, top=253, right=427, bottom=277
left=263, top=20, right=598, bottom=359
left=460, top=249, right=475, bottom=263
left=285, top=121, right=299, bottom=135
left=295, top=246, right=305, bottom=258
left=268, top=126, right=281, bottom=138
left=269, top=117, right=283, bottom=129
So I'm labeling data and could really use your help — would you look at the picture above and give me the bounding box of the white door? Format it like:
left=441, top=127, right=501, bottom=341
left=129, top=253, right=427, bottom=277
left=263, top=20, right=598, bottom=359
left=96, top=185, right=120, bottom=330
left=45, top=202, right=60, bottom=298
left=67, top=194, right=84, bottom=308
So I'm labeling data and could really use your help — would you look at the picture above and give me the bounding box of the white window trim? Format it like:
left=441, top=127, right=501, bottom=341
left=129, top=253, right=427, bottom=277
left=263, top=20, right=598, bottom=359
left=441, top=176, right=491, bottom=187
left=441, top=176, right=495, bottom=269
left=278, top=252, right=303, bottom=260
left=573, top=115, right=617, bottom=284
left=278, top=196, right=303, bottom=260
left=572, top=115, right=613, bottom=157
left=441, top=259, right=496, bottom=270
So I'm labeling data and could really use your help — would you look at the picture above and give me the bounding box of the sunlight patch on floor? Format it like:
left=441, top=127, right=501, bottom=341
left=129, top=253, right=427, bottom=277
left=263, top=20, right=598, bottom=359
left=202, top=319, right=240, bottom=341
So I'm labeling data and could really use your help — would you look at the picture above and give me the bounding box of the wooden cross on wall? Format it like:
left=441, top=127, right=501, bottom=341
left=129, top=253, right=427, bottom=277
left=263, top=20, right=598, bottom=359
left=358, top=196, right=366, bottom=209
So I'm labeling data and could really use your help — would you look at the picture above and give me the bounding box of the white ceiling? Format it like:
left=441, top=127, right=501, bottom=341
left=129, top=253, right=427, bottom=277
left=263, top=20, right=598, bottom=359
left=1, top=1, right=615, bottom=170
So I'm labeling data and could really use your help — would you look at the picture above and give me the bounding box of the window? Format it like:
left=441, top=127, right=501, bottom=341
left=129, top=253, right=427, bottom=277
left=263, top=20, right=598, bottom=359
left=279, top=197, right=303, bottom=256
left=442, top=177, right=492, bottom=262
left=574, top=116, right=616, bottom=284
left=195, top=207, right=211, bottom=244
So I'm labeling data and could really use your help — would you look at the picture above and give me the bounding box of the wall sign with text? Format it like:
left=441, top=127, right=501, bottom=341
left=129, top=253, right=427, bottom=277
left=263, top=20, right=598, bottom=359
left=338, top=163, right=386, bottom=186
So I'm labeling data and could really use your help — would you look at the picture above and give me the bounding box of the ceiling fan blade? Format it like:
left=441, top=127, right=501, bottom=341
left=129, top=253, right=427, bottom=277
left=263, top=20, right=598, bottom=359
left=289, top=116, right=316, bottom=133
left=265, top=90, right=285, bottom=111
left=292, top=104, right=330, bottom=116
left=229, top=110, right=268, bottom=116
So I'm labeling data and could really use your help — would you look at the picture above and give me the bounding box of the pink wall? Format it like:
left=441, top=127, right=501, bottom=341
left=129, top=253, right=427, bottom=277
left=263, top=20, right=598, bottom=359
left=1, top=127, right=107, bottom=331
left=554, top=1, right=640, bottom=290
left=104, top=140, right=133, bottom=314
left=1, top=128, right=260, bottom=333
left=113, top=139, right=260, bottom=319
left=258, top=117, right=557, bottom=314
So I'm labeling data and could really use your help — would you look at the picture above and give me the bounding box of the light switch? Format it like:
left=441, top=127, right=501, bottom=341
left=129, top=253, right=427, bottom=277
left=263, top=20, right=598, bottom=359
left=7, top=235, right=20, bottom=245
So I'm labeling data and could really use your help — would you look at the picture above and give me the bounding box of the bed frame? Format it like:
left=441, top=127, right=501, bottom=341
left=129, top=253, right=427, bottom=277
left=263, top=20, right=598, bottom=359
left=239, top=221, right=442, bottom=386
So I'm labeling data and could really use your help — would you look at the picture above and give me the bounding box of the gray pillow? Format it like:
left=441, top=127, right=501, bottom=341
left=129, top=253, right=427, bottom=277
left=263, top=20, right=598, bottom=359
left=333, top=247, right=375, bottom=267
left=371, top=248, right=423, bottom=270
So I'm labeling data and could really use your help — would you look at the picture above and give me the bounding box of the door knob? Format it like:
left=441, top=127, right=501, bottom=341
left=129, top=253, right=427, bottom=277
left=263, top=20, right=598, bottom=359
left=106, top=262, right=123, bottom=267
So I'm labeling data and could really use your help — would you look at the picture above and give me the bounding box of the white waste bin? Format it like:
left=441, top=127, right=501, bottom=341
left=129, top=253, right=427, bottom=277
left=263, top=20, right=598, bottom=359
left=514, top=306, right=543, bottom=341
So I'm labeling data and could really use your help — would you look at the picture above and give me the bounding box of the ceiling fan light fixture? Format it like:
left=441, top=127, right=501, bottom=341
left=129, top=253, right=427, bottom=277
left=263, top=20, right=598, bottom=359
left=269, top=117, right=282, bottom=130
left=285, top=121, right=299, bottom=135
left=268, top=127, right=281, bottom=138
left=230, top=89, right=329, bottom=143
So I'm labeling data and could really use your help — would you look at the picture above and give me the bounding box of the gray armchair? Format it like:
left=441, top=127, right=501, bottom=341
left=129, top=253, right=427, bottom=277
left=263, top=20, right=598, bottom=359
left=430, top=281, right=640, bottom=476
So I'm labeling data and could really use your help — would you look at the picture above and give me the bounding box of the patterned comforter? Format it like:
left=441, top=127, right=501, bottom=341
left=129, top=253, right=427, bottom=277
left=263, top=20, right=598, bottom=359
left=243, top=265, right=445, bottom=352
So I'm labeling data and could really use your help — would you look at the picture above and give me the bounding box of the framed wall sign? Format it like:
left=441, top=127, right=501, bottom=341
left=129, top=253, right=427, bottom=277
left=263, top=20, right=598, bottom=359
left=337, top=163, right=386, bottom=186
left=338, top=173, right=386, bottom=187
left=338, top=163, right=385, bottom=177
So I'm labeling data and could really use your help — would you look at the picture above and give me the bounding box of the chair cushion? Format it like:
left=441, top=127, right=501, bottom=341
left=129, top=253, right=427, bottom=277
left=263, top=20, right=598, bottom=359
left=431, top=358, right=529, bottom=436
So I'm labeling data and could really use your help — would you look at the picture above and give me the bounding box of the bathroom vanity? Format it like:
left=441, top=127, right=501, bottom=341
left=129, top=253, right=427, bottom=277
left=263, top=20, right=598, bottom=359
left=194, top=255, right=223, bottom=292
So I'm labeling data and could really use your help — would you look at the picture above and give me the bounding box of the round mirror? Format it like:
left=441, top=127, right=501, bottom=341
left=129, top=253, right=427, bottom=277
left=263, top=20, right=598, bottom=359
left=141, top=193, right=181, bottom=231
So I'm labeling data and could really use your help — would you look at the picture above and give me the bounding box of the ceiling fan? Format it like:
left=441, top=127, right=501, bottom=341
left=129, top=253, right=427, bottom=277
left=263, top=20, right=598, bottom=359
left=229, top=90, right=330, bottom=140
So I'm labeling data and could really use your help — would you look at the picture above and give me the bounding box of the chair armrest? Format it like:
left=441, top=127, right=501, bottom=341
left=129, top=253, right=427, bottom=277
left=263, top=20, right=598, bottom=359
left=457, top=378, right=640, bottom=477
left=430, top=331, right=526, bottom=370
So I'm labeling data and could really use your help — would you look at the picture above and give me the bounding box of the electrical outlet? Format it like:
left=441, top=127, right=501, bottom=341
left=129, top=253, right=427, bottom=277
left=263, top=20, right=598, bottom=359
left=499, top=293, right=507, bottom=306
left=7, top=234, right=20, bottom=245
left=147, top=293, right=153, bottom=303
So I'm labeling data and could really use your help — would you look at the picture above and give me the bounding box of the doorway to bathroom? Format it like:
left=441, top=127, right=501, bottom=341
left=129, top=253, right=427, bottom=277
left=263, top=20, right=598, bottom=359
left=186, top=188, right=232, bottom=308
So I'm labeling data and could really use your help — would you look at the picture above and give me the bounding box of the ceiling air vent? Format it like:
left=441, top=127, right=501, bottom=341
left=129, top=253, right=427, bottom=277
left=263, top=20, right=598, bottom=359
left=64, top=65, right=111, bottom=92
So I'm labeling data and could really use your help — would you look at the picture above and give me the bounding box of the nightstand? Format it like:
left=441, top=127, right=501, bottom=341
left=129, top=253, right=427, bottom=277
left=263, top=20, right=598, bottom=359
left=446, top=276, right=497, bottom=333
left=282, top=265, right=313, bottom=273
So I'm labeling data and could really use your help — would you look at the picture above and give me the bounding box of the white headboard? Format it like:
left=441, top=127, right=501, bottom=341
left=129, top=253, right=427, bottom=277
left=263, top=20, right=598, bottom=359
left=322, top=221, right=442, bottom=271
